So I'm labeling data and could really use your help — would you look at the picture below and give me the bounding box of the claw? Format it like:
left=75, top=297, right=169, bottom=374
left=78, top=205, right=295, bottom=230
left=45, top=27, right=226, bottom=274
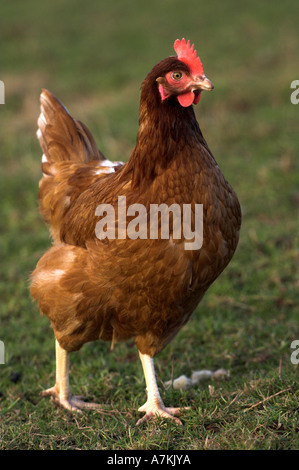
left=137, top=402, right=189, bottom=425
left=40, top=385, right=103, bottom=412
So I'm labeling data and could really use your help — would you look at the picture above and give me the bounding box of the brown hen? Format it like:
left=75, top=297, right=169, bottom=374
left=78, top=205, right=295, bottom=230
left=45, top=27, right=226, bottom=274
left=30, top=39, right=241, bottom=425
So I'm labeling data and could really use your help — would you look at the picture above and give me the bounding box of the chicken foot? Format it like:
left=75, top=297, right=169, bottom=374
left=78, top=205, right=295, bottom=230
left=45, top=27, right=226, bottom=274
left=41, top=339, right=103, bottom=412
left=137, top=352, right=189, bottom=425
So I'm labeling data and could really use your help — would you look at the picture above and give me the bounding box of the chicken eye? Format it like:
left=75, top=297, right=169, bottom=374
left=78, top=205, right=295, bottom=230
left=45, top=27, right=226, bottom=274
left=172, top=71, right=183, bottom=81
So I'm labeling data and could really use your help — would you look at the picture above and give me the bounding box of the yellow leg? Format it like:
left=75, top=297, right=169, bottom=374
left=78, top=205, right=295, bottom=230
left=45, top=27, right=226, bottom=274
left=41, top=339, right=102, bottom=411
left=137, top=352, right=188, bottom=425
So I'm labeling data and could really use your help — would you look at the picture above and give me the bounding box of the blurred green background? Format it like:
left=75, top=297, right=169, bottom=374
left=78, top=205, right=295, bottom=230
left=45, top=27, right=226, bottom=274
left=0, top=0, right=298, bottom=450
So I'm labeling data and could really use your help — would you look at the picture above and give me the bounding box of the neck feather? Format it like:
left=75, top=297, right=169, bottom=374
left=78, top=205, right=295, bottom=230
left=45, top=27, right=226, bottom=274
left=126, top=78, right=202, bottom=189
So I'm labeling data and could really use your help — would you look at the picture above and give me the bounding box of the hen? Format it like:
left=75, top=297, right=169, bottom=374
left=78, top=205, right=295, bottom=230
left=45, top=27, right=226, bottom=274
left=30, top=39, right=241, bottom=425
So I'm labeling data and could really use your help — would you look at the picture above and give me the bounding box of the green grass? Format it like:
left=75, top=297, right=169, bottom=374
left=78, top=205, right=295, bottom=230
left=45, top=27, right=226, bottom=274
left=0, top=0, right=298, bottom=450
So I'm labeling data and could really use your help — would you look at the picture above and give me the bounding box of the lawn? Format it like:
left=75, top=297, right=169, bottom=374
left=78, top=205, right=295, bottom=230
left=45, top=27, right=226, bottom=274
left=0, top=0, right=298, bottom=450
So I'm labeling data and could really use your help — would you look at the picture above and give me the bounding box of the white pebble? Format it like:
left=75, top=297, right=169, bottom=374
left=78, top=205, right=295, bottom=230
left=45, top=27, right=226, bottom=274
left=191, top=370, right=213, bottom=384
left=212, top=368, right=228, bottom=379
left=173, top=375, right=193, bottom=390
left=164, top=375, right=192, bottom=391
left=164, top=368, right=229, bottom=391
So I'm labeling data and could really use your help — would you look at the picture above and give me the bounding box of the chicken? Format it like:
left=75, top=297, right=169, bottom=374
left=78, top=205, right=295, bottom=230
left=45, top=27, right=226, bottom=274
left=30, top=38, right=241, bottom=425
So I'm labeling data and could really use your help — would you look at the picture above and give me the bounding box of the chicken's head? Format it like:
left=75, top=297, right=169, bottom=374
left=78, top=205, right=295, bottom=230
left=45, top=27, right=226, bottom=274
left=156, top=38, right=213, bottom=107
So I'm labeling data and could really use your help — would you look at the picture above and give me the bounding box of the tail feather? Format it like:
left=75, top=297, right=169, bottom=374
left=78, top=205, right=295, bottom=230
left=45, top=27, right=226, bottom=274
left=36, top=89, right=124, bottom=243
left=37, top=89, right=104, bottom=175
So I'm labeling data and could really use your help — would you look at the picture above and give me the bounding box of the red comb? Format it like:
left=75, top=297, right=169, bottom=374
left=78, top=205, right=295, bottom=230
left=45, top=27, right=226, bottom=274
left=174, top=38, right=204, bottom=76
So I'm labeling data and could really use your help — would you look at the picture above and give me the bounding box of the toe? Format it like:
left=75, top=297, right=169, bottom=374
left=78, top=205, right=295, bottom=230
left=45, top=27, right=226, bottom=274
left=56, top=397, right=83, bottom=413
left=165, top=406, right=190, bottom=416
left=40, top=386, right=99, bottom=412
left=40, top=386, right=57, bottom=397
left=136, top=407, right=183, bottom=425
left=71, top=396, right=104, bottom=410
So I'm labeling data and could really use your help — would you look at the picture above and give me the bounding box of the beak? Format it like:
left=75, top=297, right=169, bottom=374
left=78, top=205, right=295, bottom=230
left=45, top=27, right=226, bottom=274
left=192, top=75, right=214, bottom=92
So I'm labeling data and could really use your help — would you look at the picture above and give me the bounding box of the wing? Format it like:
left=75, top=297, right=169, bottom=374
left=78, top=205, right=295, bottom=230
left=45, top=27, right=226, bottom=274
left=36, top=89, right=124, bottom=243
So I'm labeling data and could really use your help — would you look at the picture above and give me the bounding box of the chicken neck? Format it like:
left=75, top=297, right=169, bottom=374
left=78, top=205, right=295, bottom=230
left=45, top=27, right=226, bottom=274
left=125, top=73, right=204, bottom=191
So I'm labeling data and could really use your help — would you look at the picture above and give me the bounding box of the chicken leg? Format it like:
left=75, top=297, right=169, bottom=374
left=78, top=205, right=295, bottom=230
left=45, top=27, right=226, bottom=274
left=137, top=351, right=188, bottom=425
left=41, top=339, right=102, bottom=411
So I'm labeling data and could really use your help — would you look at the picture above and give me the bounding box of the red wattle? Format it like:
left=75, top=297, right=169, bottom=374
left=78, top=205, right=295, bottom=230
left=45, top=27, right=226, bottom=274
left=177, top=91, right=195, bottom=107
left=193, top=91, right=201, bottom=104
left=158, top=84, right=170, bottom=101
